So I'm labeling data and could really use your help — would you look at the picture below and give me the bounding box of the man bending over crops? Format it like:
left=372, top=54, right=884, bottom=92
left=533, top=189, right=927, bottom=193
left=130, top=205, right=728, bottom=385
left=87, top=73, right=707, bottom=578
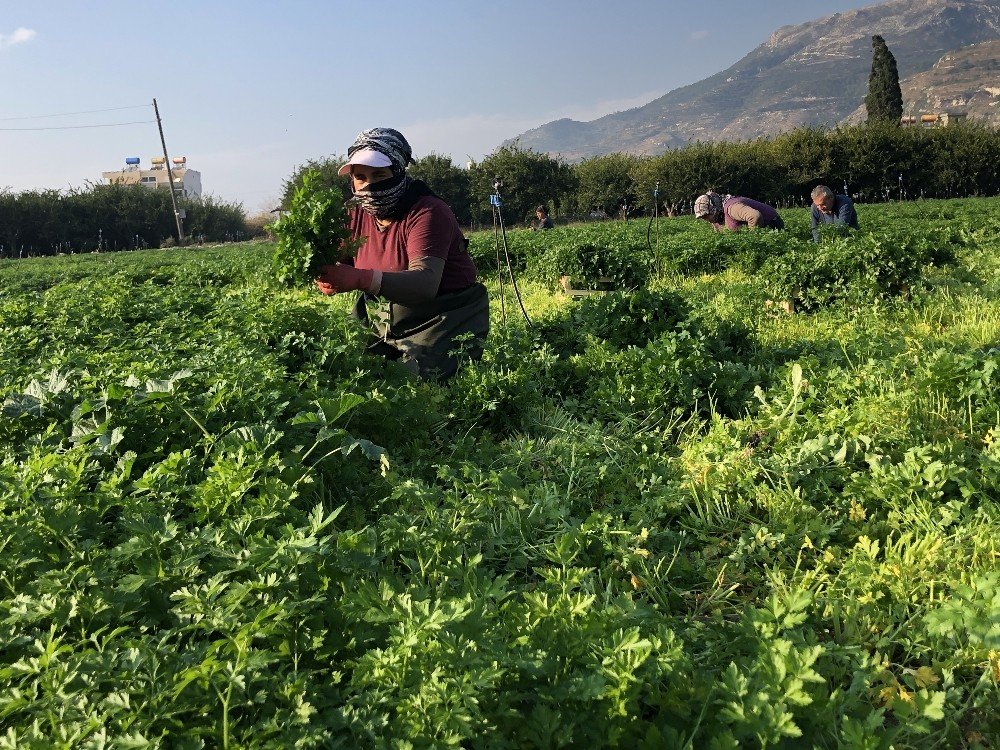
left=810, top=185, right=859, bottom=242
left=314, top=128, right=489, bottom=381
left=693, top=192, right=784, bottom=231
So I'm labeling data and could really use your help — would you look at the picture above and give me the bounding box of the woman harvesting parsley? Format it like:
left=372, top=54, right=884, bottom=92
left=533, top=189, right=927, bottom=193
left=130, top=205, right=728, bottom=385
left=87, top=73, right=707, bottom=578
left=315, top=128, right=488, bottom=380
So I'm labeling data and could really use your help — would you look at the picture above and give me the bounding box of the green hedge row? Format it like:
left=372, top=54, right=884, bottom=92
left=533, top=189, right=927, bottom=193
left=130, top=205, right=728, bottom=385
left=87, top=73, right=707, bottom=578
left=0, top=183, right=249, bottom=258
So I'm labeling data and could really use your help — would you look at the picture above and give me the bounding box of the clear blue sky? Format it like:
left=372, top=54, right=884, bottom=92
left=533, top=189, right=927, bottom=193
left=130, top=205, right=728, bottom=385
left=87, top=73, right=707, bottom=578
left=2, top=0, right=878, bottom=211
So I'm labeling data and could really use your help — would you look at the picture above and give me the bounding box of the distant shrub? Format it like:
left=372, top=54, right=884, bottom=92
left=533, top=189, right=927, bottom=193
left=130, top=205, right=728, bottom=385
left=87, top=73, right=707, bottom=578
left=528, top=239, right=652, bottom=291
left=245, top=212, right=274, bottom=239
left=759, top=230, right=954, bottom=310
left=535, top=289, right=690, bottom=355
left=668, top=229, right=803, bottom=276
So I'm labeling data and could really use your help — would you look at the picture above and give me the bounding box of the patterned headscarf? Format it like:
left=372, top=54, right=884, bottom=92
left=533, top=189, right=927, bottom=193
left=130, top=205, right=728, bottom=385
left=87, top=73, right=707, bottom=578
left=693, top=192, right=725, bottom=218
left=346, top=128, right=416, bottom=219
left=347, top=127, right=414, bottom=174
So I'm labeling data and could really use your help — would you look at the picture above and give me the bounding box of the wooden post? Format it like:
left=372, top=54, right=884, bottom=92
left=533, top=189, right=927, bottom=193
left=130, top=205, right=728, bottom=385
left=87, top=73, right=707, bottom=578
left=153, top=98, right=185, bottom=244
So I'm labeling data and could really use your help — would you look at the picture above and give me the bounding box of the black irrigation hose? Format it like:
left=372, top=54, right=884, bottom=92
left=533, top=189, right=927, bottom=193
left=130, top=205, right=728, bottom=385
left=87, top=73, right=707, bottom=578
left=491, top=184, right=532, bottom=328
left=646, top=210, right=655, bottom=254
left=646, top=183, right=662, bottom=276
left=493, top=207, right=507, bottom=325
left=498, top=208, right=532, bottom=328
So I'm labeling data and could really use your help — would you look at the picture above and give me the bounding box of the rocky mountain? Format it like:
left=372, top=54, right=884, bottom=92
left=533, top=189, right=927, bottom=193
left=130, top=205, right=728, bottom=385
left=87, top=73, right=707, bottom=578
left=507, top=0, right=1000, bottom=160
left=844, top=39, right=1000, bottom=125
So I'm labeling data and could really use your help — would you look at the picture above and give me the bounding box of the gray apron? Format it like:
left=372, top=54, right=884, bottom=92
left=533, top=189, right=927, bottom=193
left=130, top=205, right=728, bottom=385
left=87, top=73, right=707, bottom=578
left=352, top=283, right=489, bottom=380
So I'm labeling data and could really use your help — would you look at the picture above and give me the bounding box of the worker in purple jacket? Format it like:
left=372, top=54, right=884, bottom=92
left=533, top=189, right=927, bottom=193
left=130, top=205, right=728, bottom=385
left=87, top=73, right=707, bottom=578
left=694, top=192, right=785, bottom=231
left=810, top=184, right=859, bottom=242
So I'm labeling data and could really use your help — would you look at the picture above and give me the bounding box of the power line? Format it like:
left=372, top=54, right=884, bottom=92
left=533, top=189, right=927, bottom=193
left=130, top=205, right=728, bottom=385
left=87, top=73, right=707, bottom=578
left=0, top=120, right=156, bottom=131
left=0, top=104, right=151, bottom=122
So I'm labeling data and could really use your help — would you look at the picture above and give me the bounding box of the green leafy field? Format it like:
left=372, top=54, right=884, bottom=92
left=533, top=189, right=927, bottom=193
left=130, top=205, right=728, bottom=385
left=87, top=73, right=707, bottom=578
left=1, top=199, right=998, bottom=748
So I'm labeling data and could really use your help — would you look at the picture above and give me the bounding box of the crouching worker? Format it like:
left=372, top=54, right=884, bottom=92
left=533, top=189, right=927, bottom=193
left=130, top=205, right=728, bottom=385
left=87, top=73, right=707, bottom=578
left=315, top=128, right=489, bottom=381
left=810, top=184, right=859, bottom=242
left=694, top=192, right=785, bottom=231
left=532, top=205, right=554, bottom=230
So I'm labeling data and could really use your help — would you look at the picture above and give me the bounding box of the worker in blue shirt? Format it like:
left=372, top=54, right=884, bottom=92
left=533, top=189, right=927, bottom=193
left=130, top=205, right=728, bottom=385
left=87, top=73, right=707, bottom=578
left=810, top=185, right=859, bottom=242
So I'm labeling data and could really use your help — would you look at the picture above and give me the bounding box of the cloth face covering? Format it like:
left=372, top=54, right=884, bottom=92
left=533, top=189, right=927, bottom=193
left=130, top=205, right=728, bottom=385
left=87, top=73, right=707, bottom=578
left=347, top=128, right=415, bottom=219
left=351, top=172, right=413, bottom=220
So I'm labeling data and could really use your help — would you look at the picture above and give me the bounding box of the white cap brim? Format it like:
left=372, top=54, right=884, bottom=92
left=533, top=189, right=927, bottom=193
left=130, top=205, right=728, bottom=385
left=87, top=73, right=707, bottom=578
left=337, top=148, right=393, bottom=176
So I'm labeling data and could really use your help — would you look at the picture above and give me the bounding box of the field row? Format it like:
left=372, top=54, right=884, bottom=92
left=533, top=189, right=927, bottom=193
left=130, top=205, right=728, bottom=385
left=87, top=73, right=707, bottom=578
left=1, top=199, right=998, bottom=747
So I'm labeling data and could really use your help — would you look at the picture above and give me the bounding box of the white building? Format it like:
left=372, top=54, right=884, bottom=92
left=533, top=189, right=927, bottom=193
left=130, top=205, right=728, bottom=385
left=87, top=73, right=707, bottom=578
left=102, top=156, right=202, bottom=199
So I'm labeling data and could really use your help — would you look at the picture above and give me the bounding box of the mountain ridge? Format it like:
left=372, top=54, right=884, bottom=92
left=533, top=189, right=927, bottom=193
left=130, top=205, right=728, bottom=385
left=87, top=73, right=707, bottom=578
left=844, top=39, right=1000, bottom=125
left=506, top=0, right=1000, bottom=160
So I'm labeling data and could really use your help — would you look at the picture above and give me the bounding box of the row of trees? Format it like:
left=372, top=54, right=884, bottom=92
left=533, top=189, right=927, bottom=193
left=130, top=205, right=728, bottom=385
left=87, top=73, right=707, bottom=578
left=284, top=120, right=1000, bottom=227
left=0, top=184, right=249, bottom=258
left=6, top=119, right=996, bottom=258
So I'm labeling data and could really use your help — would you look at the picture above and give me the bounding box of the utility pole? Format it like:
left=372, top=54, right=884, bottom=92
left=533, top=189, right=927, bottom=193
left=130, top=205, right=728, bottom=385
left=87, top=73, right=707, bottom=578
left=153, top=98, right=185, bottom=244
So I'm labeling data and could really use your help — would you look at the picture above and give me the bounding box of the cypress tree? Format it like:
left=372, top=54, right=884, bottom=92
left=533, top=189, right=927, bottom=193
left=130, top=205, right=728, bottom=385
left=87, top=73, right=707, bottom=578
left=865, top=34, right=904, bottom=124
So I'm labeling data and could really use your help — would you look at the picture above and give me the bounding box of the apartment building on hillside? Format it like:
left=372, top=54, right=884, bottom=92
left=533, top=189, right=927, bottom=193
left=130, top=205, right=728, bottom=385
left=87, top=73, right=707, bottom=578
left=900, top=110, right=969, bottom=128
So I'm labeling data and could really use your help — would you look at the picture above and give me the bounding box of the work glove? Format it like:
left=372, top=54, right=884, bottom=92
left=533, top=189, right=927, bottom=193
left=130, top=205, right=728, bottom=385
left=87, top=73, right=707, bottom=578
left=315, top=263, right=374, bottom=295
